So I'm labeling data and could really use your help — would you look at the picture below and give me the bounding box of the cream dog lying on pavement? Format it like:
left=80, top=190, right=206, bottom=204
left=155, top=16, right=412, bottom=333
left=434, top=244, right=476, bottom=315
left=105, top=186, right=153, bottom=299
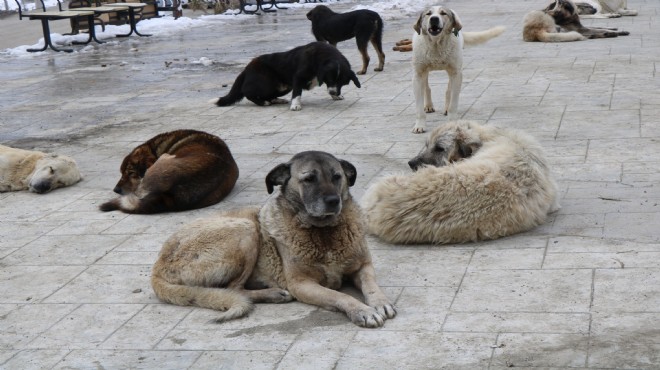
left=0, top=144, right=82, bottom=193
left=361, top=121, right=560, bottom=244
left=151, top=151, right=396, bottom=327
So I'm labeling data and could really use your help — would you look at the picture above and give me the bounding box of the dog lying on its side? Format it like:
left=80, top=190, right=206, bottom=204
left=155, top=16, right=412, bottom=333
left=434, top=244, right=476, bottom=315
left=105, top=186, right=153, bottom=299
left=524, top=0, right=629, bottom=42
left=410, top=6, right=505, bottom=133
left=360, top=121, right=560, bottom=244
left=575, top=0, right=637, bottom=18
left=100, top=129, right=238, bottom=214
left=151, top=151, right=396, bottom=327
left=216, top=42, right=361, bottom=111
left=0, top=144, right=82, bottom=193
left=306, top=5, right=385, bottom=75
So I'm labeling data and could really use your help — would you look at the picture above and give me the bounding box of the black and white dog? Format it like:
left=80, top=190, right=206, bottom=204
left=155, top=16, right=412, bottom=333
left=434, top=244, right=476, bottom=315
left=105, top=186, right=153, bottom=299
left=216, top=42, right=361, bottom=111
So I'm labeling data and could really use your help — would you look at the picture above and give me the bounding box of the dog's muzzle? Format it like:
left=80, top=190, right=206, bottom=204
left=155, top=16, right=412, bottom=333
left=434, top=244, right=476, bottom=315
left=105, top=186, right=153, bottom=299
left=113, top=185, right=124, bottom=195
left=29, top=181, right=52, bottom=194
left=428, top=16, right=443, bottom=36
left=408, top=158, right=422, bottom=172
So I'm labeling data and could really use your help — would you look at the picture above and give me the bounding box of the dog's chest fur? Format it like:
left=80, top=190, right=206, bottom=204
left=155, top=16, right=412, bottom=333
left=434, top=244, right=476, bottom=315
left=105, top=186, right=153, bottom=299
left=413, top=33, right=463, bottom=71
left=257, top=197, right=368, bottom=290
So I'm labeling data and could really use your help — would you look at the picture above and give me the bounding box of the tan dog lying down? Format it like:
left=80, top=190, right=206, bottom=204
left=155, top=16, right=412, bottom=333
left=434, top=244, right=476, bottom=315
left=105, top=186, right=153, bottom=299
left=361, top=121, right=560, bottom=244
left=0, top=144, right=82, bottom=193
left=152, top=151, right=396, bottom=327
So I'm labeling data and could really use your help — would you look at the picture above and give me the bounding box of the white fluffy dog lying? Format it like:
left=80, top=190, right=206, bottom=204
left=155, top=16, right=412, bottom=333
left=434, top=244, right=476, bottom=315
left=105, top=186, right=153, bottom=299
left=0, top=144, right=82, bottom=193
left=361, top=121, right=560, bottom=244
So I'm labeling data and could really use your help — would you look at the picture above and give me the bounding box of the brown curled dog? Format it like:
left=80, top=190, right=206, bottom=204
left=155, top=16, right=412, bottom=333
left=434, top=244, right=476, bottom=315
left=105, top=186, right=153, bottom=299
left=151, top=151, right=396, bottom=327
left=100, top=129, right=238, bottom=214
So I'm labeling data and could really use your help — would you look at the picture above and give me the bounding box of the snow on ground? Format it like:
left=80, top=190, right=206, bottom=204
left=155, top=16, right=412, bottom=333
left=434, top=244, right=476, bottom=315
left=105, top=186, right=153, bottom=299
left=1, top=0, right=435, bottom=57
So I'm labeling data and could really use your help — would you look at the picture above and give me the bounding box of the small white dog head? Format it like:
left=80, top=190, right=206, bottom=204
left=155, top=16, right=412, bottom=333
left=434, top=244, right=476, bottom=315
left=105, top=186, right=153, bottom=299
left=29, top=154, right=82, bottom=193
left=414, top=6, right=463, bottom=37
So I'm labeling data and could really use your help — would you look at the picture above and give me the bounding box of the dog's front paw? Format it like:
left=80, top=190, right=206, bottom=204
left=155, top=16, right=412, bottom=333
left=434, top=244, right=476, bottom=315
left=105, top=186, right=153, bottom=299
left=424, top=106, right=435, bottom=113
left=331, top=95, right=344, bottom=101
left=290, top=104, right=302, bottom=111
left=373, top=303, right=397, bottom=319
left=412, top=124, right=426, bottom=134
left=348, top=307, right=385, bottom=328
left=290, top=96, right=302, bottom=111
left=357, top=70, right=366, bottom=75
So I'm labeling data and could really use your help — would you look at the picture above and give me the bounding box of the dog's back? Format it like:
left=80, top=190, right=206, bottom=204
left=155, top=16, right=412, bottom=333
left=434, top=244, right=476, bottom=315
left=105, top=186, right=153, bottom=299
left=308, top=5, right=383, bottom=44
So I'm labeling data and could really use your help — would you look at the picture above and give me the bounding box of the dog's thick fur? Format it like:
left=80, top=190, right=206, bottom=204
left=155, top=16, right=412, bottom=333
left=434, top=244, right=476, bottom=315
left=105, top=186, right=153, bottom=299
left=547, top=0, right=629, bottom=38
left=100, top=129, right=238, bottom=214
left=216, top=42, right=361, bottom=111
left=411, top=6, right=505, bottom=134
left=360, top=121, right=560, bottom=244
left=151, top=151, right=396, bottom=327
left=0, top=145, right=82, bottom=193
left=575, top=0, right=637, bottom=18
left=522, top=11, right=587, bottom=42
left=306, top=5, right=385, bottom=75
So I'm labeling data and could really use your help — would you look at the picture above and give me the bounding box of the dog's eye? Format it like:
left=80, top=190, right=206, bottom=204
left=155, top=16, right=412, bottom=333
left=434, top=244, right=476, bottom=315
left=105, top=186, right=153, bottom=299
left=302, top=175, right=316, bottom=183
left=440, top=11, right=446, bottom=15
left=332, top=173, right=342, bottom=182
left=49, top=166, right=55, bottom=174
left=426, top=11, right=431, bottom=15
left=434, top=145, right=445, bottom=152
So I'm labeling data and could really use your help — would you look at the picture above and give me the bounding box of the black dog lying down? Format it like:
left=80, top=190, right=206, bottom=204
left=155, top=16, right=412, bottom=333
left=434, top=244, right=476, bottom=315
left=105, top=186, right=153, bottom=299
left=306, top=5, right=385, bottom=75
left=216, top=42, right=361, bottom=111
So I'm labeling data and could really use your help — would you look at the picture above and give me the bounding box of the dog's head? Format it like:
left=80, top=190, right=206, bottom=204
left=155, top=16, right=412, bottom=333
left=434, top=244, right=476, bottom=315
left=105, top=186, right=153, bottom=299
left=29, top=154, right=82, bottom=193
left=414, top=6, right=462, bottom=37
left=266, top=151, right=357, bottom=227
left=113, top=145, right=157, bottom=195
left=408, top=121, right=483, bottom=171
left=544, top=0, right=581, bottom=25
left=317, top=60, right=361, bottom=99
left=575, top=2, right=597, bottom=15
left=306, top=5, right=332, bottom=21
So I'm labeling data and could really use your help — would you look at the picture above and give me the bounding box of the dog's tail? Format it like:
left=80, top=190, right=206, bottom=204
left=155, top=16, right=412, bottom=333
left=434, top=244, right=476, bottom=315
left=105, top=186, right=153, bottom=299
left=536, top=31, right=586, bottom=42
left=151, top=275, right=254, bottom=323
left=463, top=26, right=506, bottom=46
left=216, top=71, right=246, bottom=107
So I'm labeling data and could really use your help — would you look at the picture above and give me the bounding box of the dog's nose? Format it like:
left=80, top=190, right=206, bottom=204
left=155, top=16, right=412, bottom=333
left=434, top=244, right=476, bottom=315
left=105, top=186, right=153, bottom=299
left=113, top=186, right=123, bottom=195
left=430, top=16, right=440, bottom=27
left=408, top=158, right=421, bottom=171
left=323, top=194, right=340, bottom=209
left=31, top=182, right=51, bottom=193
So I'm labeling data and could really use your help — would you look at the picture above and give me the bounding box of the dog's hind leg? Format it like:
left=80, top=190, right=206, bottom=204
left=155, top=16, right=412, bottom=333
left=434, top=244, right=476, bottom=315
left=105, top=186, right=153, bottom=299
left=356, top=34, right=371, bottom=75
left=370, top=38, right=385, bottom=72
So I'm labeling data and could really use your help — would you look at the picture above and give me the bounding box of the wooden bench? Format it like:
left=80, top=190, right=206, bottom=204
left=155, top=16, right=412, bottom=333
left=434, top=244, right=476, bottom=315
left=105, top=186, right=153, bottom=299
left=13, top=0, right=98, bottom=52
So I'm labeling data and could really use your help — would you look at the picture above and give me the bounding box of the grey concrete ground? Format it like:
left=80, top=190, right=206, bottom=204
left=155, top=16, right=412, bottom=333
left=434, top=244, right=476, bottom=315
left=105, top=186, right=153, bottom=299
left=1, top=0, right=660, bottom=368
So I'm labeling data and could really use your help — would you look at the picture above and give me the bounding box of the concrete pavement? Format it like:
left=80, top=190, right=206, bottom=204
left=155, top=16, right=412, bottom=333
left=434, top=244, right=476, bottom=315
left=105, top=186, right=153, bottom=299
left=1, top=0, right=660, bottom=368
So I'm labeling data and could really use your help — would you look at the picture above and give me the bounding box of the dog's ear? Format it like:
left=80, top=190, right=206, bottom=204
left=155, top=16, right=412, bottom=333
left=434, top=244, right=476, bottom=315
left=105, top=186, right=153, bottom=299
left=449, top=9, right=463, bottom=35
left=350, top=71, right=361, bottom=88
left=544, top=0, right=558, bottom=12
left=265, top=163, right=291, bottom=194
left=339, top=159, right=357, bottom=187
left=413, top=11, right=424, bottom=34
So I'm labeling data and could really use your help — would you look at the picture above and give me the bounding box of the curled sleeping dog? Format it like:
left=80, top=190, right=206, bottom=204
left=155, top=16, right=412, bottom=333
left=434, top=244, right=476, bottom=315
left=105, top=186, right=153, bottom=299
left=361, top=121, right=560, bottom=244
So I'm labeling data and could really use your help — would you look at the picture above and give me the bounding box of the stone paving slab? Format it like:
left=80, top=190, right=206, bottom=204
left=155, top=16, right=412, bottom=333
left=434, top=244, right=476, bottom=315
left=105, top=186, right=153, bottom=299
left=1, top=0, right=660, bottom=368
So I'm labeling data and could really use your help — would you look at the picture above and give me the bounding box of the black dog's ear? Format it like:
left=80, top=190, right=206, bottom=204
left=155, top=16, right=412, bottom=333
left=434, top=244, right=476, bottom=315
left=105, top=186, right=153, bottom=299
left=339, top=159, right=357, bottom=187
left=413, top=11, right=424, bottom=34
left=350, top=71, right=361, bottom=88
left=265, top=163, right=291, bottom=194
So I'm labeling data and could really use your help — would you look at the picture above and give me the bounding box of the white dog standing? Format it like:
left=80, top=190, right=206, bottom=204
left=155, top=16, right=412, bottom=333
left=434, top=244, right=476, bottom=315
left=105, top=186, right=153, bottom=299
left=0, top=144, right=82, bottom=193
left=411, top=6, right=505, bottom=133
